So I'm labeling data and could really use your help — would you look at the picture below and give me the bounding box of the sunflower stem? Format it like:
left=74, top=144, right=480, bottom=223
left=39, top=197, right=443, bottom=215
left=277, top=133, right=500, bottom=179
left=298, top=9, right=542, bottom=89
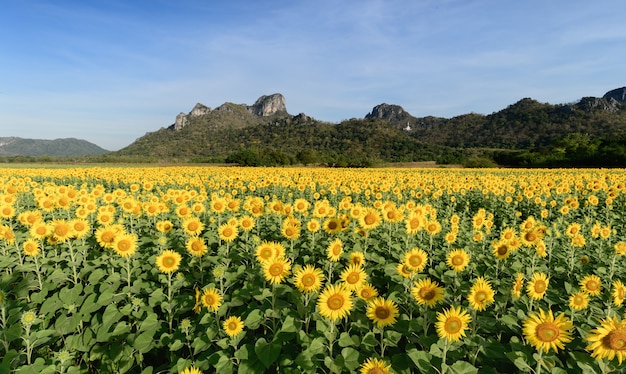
left=534, top=349, right=543, bottom=374
left=441, top=338, right=449, bottom=374
left=33, top=255, right=43, bottom=292
left=126, top=256, right=132, bottom=299
left=68, top=241, right=79, bottom=285
left=167, top=272, right=173, bottom=333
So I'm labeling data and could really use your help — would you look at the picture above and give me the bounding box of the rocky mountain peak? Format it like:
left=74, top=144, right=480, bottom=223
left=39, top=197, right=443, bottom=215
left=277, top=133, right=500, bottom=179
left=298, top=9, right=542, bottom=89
left=190, top=103, right=210, bottom=117
left=603, top=87, right=626, bottom=103
left=247, top=93, right=287, bottom=116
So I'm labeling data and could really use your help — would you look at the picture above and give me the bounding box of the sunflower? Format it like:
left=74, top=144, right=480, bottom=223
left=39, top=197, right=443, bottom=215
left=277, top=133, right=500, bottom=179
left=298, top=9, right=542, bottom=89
left=156, top=220, right=174, bottom=233
left=366, top=297, right=399, bottom=328
left=323, top=217, right=343, bottom=235
left=327, top=238, right=344, bottom=262
left=523, top=308, right=573, bottom=353
left=571, top=234, right=586, bottom=248
left=95, top=225, right=120, bottom=249
left=446, top=249, right=470, bottom=272
left=467, top=277, right=495, bottom=311
left=615, top=242, right=626, bottom=256
left=50, top=219, right=74, bottom=243
left=404, top=212, right=424, bottom=235
left=112, top=233, right=138, bottom=258
left=435, top=305, right=472, bottom=342
left=356, top=283, right=378, bottom=301
left=569, top=291, right=589, bottom=311
left=293, top=264, right=324, bottom=293
left=201, top=287, right=223, bottom=312
left=69, top=219, right=91, bottom=239
left=29, top=221, right=52, bottom=240
left=349, top=251, right=365, bottom=267
left=411, top=277, right=445, bottom=308
left=281, top=221, right=301, bottom=240
left=218, top=223, right=239, bottom=243
left=182, top=217, right=204, bottom=236
left=340, top=264, right=367, bottom=291
left=255, top=241, right=277, bottom=264
left=239, top=216, right=255, bottom=232
left=491, top=240, right=512, bottom=260
left=359, top=357, right=392, bottom=374
left=396, top=263, right=414, bottom=279
left=179, top=366, right=202, bottom=374
left=359, top=208, right=381, bottom=231
left=403, top=247, right=428, bottom=273
left=526, top=272, right=549, bottom=300
left=22, top=238, right=40, bottom=257
left=263, top=257, right=291, bottom=285
left=512, top=273, right=525, bottom=299
left=306, top=219, right=321, bottom=233
left=155, top=250, right=182, bottom=274
left=186, top=237, right=208, bottom=257
left=586, top=315, right=626, bottom=364
left=223, top=316, right=245, bottom=337
left=425, top=220, right=442, bottom=236
left=580, top=274, right=602, bottom=296
left=613, top=280, right=626, bottom=306
left=317, top=284, right=353, bottom=322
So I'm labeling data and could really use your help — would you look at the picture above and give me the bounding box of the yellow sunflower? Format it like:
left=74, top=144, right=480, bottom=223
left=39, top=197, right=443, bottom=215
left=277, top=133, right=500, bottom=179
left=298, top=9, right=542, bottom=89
left=340, top=264, right=367, bottom=291
left=405, top=212, right=424, bottom=235
left=411, top=277, right=445, bottom=308
left=22, top=238, right=40, bottom=257
left=179, top=366, right=202, bottom=374
left=323, top=217, right=343, bottom=235
left=293, top=264, right=324, bottom=293
left=349, top=251, right=365, bottom=267
left=491, top=240, right=512, bottom=260
left=526, top=272, right=549, bottom=300
left=435, top=305, right=472, bottom=342
left=69, top=219, right=91, bottom=239
left=356, top=283, right=378, bottom=301
left=586, top=315, right=626, bottom=364
left=155, top=250, right=182, bottom=274
left=218, top=223, right=239, bottom=243
left=613, top=280, right=626, bottom=306
left=359, top=208, right=381, bottom=231
left=366, top=297, right=399, bottom=328
left=223, top=316, right=245, bottom=337
left=568, top=291, right=589, bottom=311
left=182, top=217, right=204, bottom=236
left=263, top=257, right=291, bottom=285
left=446, top=249, right=470, bottom=272
left=255, top=241, right=277, bottom=264
left=580, top=274, right=602, bottom=296
left=327, top=238, right=344, bottom=262
left=467, top=277, right=495, bottom=311
left=306, top=219, right=321, bottom=233
left=112, top=233, right=138, bottom=258
left=50, top=219, right=74, bottom=243
left=186, top=237, right=208, bottom=257
left=359, top=357, right=392, bottom=374
left=94, top=225, right=120, bottom=249
left=156, top=220, right=174, bottom=233
left=523, top=308, right=573, bottom=353
left=403, top=247, right=428, bottom=273
left=512, top=272, right=524, bottom=299
left=239, top=216, right=255, bottom=232
left=317, top=284, right=353, bottom=322
left=201, top=287, right=223, bottom=312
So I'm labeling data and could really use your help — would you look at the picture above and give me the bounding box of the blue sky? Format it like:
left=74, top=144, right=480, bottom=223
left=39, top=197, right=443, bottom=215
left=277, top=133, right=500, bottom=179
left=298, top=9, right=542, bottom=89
left=2, top=0, right=626, bottom=151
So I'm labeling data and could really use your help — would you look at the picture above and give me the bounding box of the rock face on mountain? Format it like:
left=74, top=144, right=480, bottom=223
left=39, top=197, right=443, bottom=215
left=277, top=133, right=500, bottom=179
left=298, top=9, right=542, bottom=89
left=247, top=93, right=287, bottom=116
left=603, top=87, right=626, bottom=103
left=365, top=103, right=417, bottom=130
left=170, top=94, right=287, bottom=130
left=577, top=97, right=621, bottom=113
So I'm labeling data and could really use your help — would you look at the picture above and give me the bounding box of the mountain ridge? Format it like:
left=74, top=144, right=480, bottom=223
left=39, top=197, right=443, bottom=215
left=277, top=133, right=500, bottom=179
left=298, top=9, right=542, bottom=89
left=0, top=137, right=109, bottom=157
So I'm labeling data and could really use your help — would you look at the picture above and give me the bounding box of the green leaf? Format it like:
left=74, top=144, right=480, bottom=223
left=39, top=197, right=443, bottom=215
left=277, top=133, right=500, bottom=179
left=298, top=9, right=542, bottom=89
left=338, top=332, right=356, bottom=347
left=111, top=321, right=131, bottom=336
left=498, top=314, right=519, bottom=329
left=280, top=315, right=300, bottom=333
left=244, top=309, right=264, bottom=330
left=406, top=347, right=433, bottom=373
left=134, top=330, right=156, bottom=353
left=341, top=347, right=360, bottom=371
left=361, top=331, right=378, bottom=348
left=254, top=337, right=281, bottom=369
left=138, top=312, right=160, bottom=333
left=308, top=336, right=326, bottom=355
left=170, top=339, right=184, bottom=351
left=448, top=361, right=478, bottom=374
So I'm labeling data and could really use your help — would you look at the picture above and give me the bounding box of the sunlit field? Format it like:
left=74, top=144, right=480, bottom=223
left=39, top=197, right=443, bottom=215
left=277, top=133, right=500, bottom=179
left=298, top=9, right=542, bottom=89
left=2, top=166, right=626, bottom=373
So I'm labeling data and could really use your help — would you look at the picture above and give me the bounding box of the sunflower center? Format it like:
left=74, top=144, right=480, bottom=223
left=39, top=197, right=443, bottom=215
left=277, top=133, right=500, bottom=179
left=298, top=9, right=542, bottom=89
left=223, top=228, right=233, bottom=237
left=163, top=256, right=176, bottom=268
left=408, top=255, right=422, bottom=267
left=346, top=272, right=360, bottom=284
left=452, top=256, right=464, bottom=266
left=409, top=218, right=420, bottom=229
left=475, top=291, right=487, bottom=302
left=419, top=288, right=435, bottom=300
left=327, top=294, right=345, bottom=310
left=269, top=264, right=284, bottom=276
left=525, top=231, right=537, bottom=242
left=192, top=242, right=203, bottom=251
left=188, top=222, right=198, bottom=231
left=445, top=317, right=462, bottom=333
left=261, top=249, right=272, bottom=259
left=328, top=221, right=338, bottom=230
left=332, top=245, right=341, bottom=255
left=364, top=214, right=376, bottom=225
left=367, top=368, right=384, bottom=374
left=497, top=245, right=508, bottom=256
left=534, top=281, right=547, bottom=293
left=535, top=322, right=559, bottom=342
left=102, top=232, right=114, bottom=242
left=228, top=322, right=238, bottom=330
left=118, top=240, right=130, bottom=251
left=205, top=295, right=215, bottom=305
left=604, top=329, right=626, bottom=350
left=375, top=306, right=390, bottom=319
left=586, top=280, right=599, bottom=291
left=301, top=274, right=315, bottom=287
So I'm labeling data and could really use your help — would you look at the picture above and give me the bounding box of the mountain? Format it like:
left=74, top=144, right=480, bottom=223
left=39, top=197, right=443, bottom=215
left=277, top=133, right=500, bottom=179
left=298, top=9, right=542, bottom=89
left=0, top=137, right=109, bottom=157
left=115, top=88, right=626, bottom=167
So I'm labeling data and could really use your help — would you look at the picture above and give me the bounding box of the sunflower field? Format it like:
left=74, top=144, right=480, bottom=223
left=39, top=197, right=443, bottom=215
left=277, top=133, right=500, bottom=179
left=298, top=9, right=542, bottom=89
left=2, top=166, right=626, bottom=374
